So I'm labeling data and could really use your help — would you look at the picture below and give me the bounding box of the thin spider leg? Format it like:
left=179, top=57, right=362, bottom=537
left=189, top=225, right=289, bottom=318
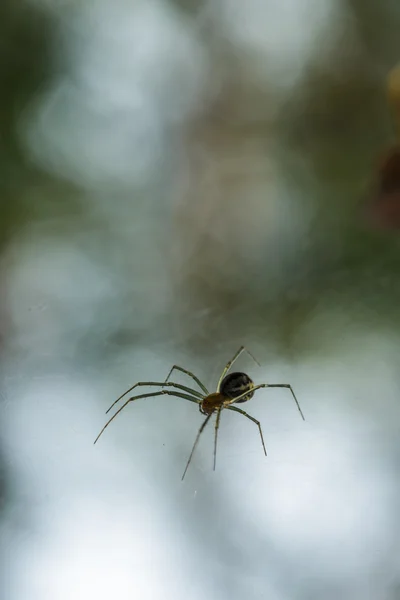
left=228, top=383, right=305, bottom=421
left=217, top=345, right=261, bottom=391
left=227, top=405, right=267, bottom=456
left=164, top=365, right=209, bottom=395
left=106, top=380, right=203, bottom=415
left=213, top=407, right=222, bottom=471
left=94, top=390, right=200, bottom=445
left=266, top=384, right=305, bottom=421
left=181, top=412, right=213, bottom=481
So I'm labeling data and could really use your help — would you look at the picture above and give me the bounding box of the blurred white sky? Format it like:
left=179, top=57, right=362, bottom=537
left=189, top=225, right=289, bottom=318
left=2, top=334, right=400, bottom=600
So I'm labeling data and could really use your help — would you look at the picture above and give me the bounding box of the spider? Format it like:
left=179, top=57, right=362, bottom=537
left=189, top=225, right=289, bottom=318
left=94, top=346, right=305, bottom=479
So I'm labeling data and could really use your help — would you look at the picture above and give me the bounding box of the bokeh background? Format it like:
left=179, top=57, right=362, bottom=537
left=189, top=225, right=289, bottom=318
left=1, top=1, right=400, bottom=599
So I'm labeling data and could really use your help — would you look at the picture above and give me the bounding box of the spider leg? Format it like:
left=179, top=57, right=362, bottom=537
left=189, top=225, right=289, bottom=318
left=106, top=380, right=203, bottom=414
left=217, top=345, right=260, bottom=391
left=181, top=412, right=213, bottom=480
left=227, top=405, right=267, bottom=456
left=266, top=384, right=305, bottom=421
left=94, top=390, right=200, bottom=445
left=229, top=383, right=305, bottom=421
left=213, top=407, right=222, bottom=471
left=164, top=365, right=209, bottom=396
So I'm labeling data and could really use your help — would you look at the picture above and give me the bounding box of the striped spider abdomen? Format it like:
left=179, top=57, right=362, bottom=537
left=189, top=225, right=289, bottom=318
left=220, top=372, right=255, bottom=403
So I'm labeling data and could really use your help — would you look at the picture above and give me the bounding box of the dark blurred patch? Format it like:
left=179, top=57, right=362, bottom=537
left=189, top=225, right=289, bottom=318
left=0, top=2, right=56, bottom=247
left=368, top=146, right=400, bottom=229
left=0, top=1, right=52, bottom=161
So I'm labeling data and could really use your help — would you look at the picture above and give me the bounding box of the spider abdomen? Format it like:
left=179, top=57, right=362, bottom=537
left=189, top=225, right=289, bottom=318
left=220, top=372, right=255, bottom=403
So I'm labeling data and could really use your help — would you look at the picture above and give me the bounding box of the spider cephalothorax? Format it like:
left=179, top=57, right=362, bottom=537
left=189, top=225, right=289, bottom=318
left=94, top=346, right=305, bottom=479
left=199, top=393, right=225, bottom=415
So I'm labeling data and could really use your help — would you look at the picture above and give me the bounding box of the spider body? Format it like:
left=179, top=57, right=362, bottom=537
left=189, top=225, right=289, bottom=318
left=199, top=372, right=254, bottom=414
left=94, top=346, right=305, bottom=479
